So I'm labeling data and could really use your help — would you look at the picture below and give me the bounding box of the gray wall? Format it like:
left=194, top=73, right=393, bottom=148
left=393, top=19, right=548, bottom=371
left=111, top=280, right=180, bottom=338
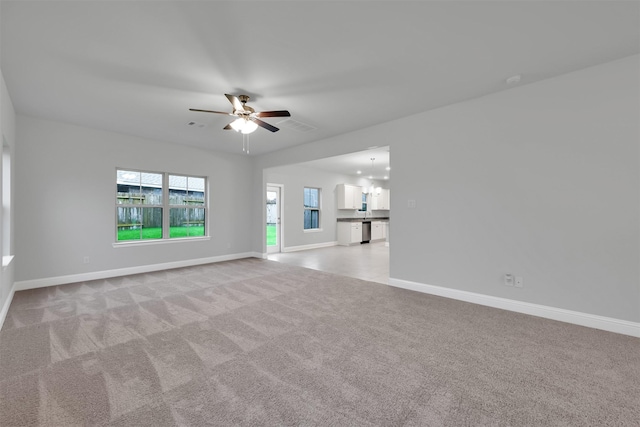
left=15, top=115, right=255, bottom=282
left=255, top=55, right=640, bottom=323
left=390, top=55, right=639, bottom=322
left=265, top=165, right=377, bottom=249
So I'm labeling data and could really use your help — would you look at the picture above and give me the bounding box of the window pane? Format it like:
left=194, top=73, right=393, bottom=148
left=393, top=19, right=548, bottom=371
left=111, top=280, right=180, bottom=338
left=117, top=184, right=136, bottom=204
left=117, top=207, right=162, bottom=241
left=304, top=187, right=319, bottom=208
left=135, top=186, right=161, bottom=205
left=140, top=173, right=162, bottom=204
left=188, top=208, right=205, bottom=237
left=187, top=177, right=205, bottom=206
left=169, top=207, right=187, bottom=237
left=140, top=172, right=162, bottom=205
left=117, top=170, right=141, bottom=204
left=170, top=208, right=206, bottom=238
left=169, top=175, right=187, bottom=205
left=116, top=170, right=162, bottom=205
left=304, top=209, right=319, bottom=230
left=117, top=170, right=139, bottom=186
left=117, top=207, right=142, bottom=240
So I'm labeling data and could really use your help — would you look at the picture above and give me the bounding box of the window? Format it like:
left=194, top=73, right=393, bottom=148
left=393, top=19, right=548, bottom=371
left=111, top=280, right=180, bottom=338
left=168, top=175, right=205, bottom=238
left=116, top=169, right=207, bottom=242
left=359, top=191, right=367, bottom=212
left=303, top=187, right=320, bottom=230
left=2, top=143, right=11, bottom=259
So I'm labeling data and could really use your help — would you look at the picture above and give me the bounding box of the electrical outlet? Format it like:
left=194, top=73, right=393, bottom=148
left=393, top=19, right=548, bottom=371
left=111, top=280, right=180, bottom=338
left=83, top=256, right=90, bottom=264
left=504, top=274, right=514, bottom=287
left=515, top=276, right=524, bottom=288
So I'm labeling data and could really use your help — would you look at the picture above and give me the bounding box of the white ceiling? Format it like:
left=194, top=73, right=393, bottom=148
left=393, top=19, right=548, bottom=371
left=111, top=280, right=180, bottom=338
left=299, top=146, right=391, bottom=181
left=2, top=1, right=639, bottom=165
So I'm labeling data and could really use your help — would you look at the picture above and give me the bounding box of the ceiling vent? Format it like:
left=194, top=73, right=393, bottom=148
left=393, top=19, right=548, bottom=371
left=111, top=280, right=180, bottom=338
left=276, top=118, right=316, bottom=133
left=187, top=121, right=207, bottom=128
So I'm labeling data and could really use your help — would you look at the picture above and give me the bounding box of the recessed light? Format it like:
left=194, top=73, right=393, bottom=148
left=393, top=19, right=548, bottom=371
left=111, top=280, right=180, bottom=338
left=356, top=170, right=362, bottom=174
left=368, top=175, right=373, bottom=179
left=385, top=166, right=390, bottom=171
left=384, top=176, right=388, bottom=180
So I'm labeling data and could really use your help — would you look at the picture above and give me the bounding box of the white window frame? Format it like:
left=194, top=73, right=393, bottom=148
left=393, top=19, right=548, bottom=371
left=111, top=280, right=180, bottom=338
left=115, top=168, right=208, bottom=244
left=303, top=186, right=321, bottom=231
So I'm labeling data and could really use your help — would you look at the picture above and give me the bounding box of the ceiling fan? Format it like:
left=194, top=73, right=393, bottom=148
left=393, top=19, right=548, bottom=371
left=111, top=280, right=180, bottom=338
left=189, top=94, right=290, bottom=134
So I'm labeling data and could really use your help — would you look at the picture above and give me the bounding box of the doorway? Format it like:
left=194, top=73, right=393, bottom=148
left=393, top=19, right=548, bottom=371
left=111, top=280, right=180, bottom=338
left=266, top=185, right=282, bottom=253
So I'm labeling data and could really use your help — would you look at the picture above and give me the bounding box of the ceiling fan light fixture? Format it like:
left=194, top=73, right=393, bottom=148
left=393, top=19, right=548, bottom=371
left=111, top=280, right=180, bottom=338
left=241, top=119, right=258, bottom=134
left=230, top=117, right=258, bottom=134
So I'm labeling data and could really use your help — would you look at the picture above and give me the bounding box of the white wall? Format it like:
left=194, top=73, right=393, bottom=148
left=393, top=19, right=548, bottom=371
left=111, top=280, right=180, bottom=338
left=265, top=165, right=379, bottom=249
left=15, top=116, right=255, bottom=283
left=0, top=69, right=16, bottom=320
left=255, top=55, right=640, bottom=323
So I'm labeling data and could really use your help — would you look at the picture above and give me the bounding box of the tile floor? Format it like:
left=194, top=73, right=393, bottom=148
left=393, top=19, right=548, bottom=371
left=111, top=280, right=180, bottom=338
left=267, top=242, right=389, bottom=284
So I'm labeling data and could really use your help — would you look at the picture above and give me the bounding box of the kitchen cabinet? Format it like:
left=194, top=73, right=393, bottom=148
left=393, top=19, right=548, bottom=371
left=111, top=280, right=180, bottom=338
left=371, top=188, right=390, bottom=210
left=337, top=184, right=363, bottom=209
left=337, top=221, right=362, bottom=246
left=371, top=221, right=384, bottom=241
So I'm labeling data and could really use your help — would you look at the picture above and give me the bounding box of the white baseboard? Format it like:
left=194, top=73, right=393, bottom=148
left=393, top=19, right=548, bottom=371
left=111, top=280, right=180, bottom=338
left=282, top=241, right=337, bottom=253
left=15, top=252, right=259, bottom=291
left=249, top=252, right=267, bottom=259
left=0, top=282, right=16, bottom=330
left=388, top=277, right=640, bottom=338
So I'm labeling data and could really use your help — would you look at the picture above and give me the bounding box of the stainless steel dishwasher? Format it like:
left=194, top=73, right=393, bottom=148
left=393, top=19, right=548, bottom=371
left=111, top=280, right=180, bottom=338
left=361, top=221, right=371, bottom=243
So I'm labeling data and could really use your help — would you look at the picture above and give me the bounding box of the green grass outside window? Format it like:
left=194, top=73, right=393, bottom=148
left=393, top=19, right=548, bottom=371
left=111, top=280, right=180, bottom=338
left=118, top=226, right=205, bottom=241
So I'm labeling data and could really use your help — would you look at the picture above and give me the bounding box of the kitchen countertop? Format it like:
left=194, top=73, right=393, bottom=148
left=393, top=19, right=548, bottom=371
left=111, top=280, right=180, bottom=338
left=337, top=217, right=389, bottom=222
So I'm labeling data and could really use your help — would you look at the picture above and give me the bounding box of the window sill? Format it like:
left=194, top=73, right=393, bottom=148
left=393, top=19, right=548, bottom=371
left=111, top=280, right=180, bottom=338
left=113, top=236, right=210, bottom=248
left=303, top=228, right=323, bottom=233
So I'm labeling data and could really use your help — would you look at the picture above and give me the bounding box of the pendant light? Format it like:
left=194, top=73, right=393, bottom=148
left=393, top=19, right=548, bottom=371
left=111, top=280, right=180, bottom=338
left=368, top=158, right=376, bottom=194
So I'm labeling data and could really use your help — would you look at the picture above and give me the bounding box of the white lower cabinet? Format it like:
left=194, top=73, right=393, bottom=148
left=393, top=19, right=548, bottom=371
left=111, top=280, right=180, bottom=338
left=371, top=221, right=384, bottom=241
left=338, top=221, right=362, bottom=246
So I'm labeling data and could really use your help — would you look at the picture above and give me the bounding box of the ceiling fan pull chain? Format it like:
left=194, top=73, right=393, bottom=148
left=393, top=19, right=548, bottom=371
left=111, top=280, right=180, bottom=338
left=243, top=134, right=249, bottom=154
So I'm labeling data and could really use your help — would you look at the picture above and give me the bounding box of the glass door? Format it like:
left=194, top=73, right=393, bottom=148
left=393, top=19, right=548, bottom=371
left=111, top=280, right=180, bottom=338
left=266, top=185, right=281, bottom=253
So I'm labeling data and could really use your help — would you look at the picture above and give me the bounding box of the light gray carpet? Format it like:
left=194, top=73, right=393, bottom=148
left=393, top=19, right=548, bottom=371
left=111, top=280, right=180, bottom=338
left=1, top=258, right=638, bottom=426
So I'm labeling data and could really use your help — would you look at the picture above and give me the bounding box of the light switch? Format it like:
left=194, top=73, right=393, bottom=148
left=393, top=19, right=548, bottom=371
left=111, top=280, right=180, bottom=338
left=407, top=199, right=416, bottom=209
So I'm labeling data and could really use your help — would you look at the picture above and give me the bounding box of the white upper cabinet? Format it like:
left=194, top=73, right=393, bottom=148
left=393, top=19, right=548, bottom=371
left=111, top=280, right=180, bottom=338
left=337, top=184, right=363, bottom=209
left=371, top=188, right=390, bottom=210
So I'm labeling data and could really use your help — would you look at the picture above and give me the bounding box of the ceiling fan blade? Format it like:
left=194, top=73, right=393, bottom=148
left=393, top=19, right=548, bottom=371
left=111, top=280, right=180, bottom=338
left=253, top=118, right=279, bottom=132
left=189, top=108, right=232, bottom=115
left=225, top=94, right=245, bottom=113
left=223, top=123, right=234, bottom=130
left=255, top=110, right=291, bottom=118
